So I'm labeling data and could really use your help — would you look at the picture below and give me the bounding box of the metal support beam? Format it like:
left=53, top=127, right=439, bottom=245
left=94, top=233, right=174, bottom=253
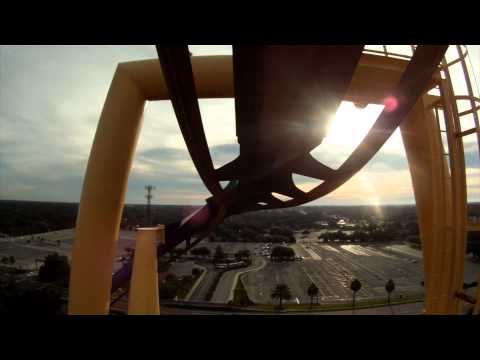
left=128, top=226, right=164, bottom=315
left=68, top=64, right=146, bottom=315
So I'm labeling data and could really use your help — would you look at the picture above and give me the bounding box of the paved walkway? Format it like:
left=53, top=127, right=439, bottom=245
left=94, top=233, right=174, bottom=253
left=303, top=301, right=424, bottom=315
left=188, top=264, right=217, bottom=301
left=184, top=264, right=207, bottom=301
left=211, top=257, right=266, bottom=304
left=159, top=301, right=425, bottom=315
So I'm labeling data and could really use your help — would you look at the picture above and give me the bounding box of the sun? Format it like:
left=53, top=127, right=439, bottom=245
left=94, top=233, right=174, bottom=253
left=311, top=101, right=406, bottom=168
left=322, top=101, right=385, bottom=148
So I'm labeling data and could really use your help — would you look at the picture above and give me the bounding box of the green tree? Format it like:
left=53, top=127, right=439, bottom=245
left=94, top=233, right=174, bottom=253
left=271, top=246, right=295, bottom=262
left=159, top=273, right=179, bottom=299
left=270, top=227, right=295, bottom=242
left=269, top=235, right=291, bottom=244
left=201, top=247, right=211, bottom=258
left=234, top=250, right=242, bottom=262
left=177, top=275, right=193, bottom=297
left=191, top=246, right=211, bottom=259
left=350, top=278, right=362, bottom=313
left=307, top=282, right=319, bottom=309
left=235, top=249, right=251, bottom=262
left=270, top=283, right=292, bottom=310
left=233, top=279, right=253, bottom=306
left=241, top=228, right=258, bottom=242
left=157, top=257, right=171, bottom=273
left=385, top=279, right=395, bottom=311
left=9, top=256, right=15, bottom=265
left=190, top=247, right=202, bottom=257
left=169, top=248, right=184, bottom=261
left=38, top=252, right=70, bottom=287
left=0, top=284, right=63, bottom=315
left=213, top=245, right=226, bottom=264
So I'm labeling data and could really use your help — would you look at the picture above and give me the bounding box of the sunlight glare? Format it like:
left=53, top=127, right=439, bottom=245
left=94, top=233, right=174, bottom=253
left=311, top=101, right=406, bottom=170
left=321, top=101, right=384, bottom=148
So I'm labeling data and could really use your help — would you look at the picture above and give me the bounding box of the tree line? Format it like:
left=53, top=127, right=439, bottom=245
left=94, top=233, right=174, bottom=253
left=270, top=278, right=397, bottom=312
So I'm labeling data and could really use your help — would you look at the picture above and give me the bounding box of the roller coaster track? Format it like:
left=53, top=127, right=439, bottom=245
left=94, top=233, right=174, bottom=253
left=110, top=45, right=448, bottom=299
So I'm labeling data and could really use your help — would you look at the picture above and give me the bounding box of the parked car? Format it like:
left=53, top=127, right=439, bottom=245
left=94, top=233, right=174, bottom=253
left=215, top=261, right=246, bottom=270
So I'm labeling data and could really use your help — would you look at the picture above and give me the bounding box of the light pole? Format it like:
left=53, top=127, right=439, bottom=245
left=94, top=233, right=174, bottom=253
left=145, top=185, right=155, bottom=226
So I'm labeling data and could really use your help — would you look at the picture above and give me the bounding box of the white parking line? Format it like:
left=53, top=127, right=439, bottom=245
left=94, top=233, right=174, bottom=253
left=385, top=245, right=422, bottom=258
left=322, top=245, right=340, bottom=253
left=300, top=244, right=322, bottom=260
left=340, top=245, right=371, bottom=256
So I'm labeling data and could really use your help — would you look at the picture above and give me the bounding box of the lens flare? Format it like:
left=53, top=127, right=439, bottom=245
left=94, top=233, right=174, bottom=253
left=383, top=96, right=399, bottom=112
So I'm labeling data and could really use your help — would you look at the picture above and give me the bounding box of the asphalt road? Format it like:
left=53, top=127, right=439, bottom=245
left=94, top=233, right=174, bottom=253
left=210, top=256, right=266, bottom=304
left=188, top=263, right=217, bottom=301
left=290, top=301, right=425, bottom=315
left=0, top=229, right=137, bottom=271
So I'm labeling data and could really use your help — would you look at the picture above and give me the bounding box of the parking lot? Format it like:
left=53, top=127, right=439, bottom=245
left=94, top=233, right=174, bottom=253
left=0, top=229, right=137, bottom=272
left=3, top=230, right=478, bottom=307
left=242, top=236, right=480, bottom=305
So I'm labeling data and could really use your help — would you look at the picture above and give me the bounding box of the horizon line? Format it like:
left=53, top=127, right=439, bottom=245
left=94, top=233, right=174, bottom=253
left=4, top=198, right=480, bottom=207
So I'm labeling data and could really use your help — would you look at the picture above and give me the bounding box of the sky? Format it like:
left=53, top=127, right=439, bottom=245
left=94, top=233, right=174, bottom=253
left=0, top=45, right=479, bottom=206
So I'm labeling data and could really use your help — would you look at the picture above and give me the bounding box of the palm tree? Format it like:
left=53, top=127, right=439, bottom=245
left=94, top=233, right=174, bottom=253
left=307, top=282, right=319, bottom=309
left=350, top=278, right=362, bottom=313
left=385, top=279, right=395, bottom=314
left=271, top=283, right=292, bottom=310
left=213, top=245, right=226, bottom=264
left=203, top=247, right=211, bottom=259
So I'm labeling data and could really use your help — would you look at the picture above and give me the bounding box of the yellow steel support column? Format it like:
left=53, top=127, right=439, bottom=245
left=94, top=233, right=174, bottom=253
left=400, top=99, right=445, bottom=313
left=400, top=94, right=467, bottom=314
left=128, top=226, right=164, bottom=315
left=68, top=64, right=146, bottom=314
left=67, top=56, right=234, bottom=315
left=439, top=79, right=468, bottom=314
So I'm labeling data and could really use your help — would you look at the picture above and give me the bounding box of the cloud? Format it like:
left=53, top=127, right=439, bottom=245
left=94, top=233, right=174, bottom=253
left=315, top=169, right=415, bottom=206
left=210, top=143, right=239, bottom=168
left=140, top=147, right=190, bottom=161
left=1, top=45, right=479, bottom=205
